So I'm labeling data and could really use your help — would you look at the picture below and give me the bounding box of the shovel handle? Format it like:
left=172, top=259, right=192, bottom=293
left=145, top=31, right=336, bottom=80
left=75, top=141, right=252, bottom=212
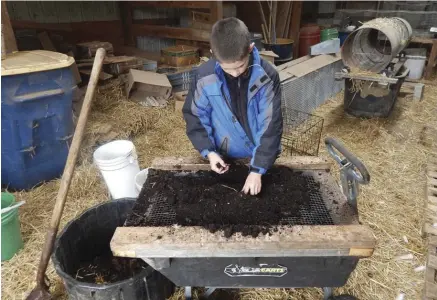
left=35, top=48, right=106, bottom=288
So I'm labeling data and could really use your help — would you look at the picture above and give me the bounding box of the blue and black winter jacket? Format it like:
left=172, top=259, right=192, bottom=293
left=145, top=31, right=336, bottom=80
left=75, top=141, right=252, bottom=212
left=182, top=47, right=283, bottom=175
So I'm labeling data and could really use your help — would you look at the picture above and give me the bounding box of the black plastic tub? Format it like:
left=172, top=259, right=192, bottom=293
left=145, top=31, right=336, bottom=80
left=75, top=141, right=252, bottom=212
left=344, top=66, right=409, bottom=118
left=52, top=199, right=175, bottom=300
left=261, top=38, right=294, bottom=61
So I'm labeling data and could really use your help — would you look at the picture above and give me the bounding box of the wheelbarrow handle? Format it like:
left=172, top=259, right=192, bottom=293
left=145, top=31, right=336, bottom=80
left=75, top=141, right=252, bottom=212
left=325, top=137, right=370, bottom=184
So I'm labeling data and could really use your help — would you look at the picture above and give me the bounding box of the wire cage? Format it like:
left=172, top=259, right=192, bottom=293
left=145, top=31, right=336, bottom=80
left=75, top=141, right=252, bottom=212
left=281, top=108, right=324, bottom=157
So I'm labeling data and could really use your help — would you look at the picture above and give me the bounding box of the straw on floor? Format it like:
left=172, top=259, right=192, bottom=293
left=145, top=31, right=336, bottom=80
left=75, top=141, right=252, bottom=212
left=1, top=78, right=436, bottom=300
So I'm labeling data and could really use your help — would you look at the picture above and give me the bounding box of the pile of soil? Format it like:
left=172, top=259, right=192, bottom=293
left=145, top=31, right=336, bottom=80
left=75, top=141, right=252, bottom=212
left=125, top=165, right=324, bottom=237
left=73, top=251, right=147, bottom=284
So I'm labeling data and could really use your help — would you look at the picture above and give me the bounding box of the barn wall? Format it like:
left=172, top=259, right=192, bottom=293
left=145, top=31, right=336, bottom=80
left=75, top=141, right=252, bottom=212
left=7, top=1, right=123, bottom=48
left=6, top=1, right=120, bottom=22
left=132, top=6, right=186, bottom=52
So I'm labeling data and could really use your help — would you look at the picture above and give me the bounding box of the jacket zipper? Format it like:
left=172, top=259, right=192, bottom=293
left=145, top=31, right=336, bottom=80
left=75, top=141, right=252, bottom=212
left=220, top=85, right=234, bottom=116
left=238, top=78, right=241, bottom=108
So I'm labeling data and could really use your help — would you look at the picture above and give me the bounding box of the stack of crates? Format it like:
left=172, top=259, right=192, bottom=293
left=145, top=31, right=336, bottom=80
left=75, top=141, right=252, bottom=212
left=1, top=50, right=77, bottom=190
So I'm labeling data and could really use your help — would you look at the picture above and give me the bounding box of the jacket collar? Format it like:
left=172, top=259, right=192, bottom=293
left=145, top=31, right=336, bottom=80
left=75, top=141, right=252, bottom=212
left=214, top=46, right=262, bottom=78
left=213, top=47, right=271, bottom=100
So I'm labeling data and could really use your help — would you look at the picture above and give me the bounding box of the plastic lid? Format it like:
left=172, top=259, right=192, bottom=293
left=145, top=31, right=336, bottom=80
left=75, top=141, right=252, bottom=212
left=1, top=50, right=75, bottom=76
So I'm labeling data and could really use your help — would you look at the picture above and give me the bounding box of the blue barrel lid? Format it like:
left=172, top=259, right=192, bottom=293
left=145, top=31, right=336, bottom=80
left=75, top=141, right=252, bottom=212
left=1, top=50, right=75, bottom=76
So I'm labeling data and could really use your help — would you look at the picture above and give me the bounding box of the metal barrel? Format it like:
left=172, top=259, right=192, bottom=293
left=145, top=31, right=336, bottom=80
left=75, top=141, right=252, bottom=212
left=341, top=17, right=412, bottom=72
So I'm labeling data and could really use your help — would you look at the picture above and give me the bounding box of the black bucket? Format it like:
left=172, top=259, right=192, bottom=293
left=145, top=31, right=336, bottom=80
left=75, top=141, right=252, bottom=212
left=52, top=199, right=175, bottom=300
left=261, top=38, right=294, bottom=62
left=344, top=66, right=409, bottom=118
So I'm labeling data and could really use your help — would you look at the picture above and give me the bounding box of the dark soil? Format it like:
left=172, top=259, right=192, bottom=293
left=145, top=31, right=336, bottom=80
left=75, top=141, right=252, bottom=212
left=73, top=251, right=147, bottom=284
left=125, top=165, right=324, bottom=237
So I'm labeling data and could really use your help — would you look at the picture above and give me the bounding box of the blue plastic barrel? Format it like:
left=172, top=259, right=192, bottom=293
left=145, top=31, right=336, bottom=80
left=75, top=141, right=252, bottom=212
left=1, top=50, right=76, bottom=190
left=339, top=31, right=350, bottom=46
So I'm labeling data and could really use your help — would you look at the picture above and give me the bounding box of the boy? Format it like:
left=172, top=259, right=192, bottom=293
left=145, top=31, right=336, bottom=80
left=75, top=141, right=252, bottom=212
left=183, top=17, right=283, bottom=195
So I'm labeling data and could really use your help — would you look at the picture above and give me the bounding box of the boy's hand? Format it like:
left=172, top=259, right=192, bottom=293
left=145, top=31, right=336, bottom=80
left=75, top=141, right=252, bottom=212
left=242, top=172, right=262, bottom=195
left=207, top=152, right=229, bottom=174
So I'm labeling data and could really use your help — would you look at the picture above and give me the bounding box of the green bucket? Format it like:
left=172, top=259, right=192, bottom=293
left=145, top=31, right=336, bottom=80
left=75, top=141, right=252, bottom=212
left=321, top=28, right=339, bottom=42
left=1, top=192, right=23, bottom=261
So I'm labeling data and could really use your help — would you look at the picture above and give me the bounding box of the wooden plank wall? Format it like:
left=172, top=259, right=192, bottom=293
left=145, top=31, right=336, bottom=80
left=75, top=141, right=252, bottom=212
left=8, top=1, right=124, bottom=47
left=6, top=1, right=120, bottom=23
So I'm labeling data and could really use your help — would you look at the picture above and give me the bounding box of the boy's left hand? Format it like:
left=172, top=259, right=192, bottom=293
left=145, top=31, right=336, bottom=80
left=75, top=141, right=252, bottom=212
left=242, top=172, right=262, bottom=195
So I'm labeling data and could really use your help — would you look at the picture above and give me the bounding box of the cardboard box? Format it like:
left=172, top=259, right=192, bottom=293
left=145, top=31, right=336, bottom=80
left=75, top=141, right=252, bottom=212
left=126, top=69, right=172, bottom=102
left=259, top=50, right=279, bottom=65
left=174, top=91, right=188, bottom=112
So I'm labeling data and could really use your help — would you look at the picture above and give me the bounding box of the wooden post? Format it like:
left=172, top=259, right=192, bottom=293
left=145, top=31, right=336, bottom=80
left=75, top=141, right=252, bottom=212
left=288, top=1, right=302, bottom=59
left=210, top=1, right=223, bottom=24
left=1, top=1, right=18, bottom=55
left=119, top=1, right=135, bottom=46
left=424, top=40, right=437, bottom=80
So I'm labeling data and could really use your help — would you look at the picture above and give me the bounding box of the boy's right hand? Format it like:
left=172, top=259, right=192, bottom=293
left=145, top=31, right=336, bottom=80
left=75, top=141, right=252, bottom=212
left=207, top=152, right=229, bottom=174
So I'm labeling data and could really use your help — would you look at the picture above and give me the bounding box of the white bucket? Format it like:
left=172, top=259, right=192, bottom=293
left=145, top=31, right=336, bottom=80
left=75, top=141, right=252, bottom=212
left=135, top=168, right=149, bottom=193
left=93, top=140, right=140, bottom=199
left=403, top=48, right=427, bottom=80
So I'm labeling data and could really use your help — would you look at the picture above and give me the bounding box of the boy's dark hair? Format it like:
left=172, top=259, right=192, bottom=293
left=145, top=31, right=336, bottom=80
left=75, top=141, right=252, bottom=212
left=210, top=17, right=251, bottom=62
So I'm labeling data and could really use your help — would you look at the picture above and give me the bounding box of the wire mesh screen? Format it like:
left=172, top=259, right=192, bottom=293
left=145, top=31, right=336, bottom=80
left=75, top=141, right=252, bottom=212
left=138, top=173, right=334, bottom=226
left=281, top=108, right=324, bottom=157
left=280, top=60, right=344, bottom=114
left=280, top=175, right=333, bottom=225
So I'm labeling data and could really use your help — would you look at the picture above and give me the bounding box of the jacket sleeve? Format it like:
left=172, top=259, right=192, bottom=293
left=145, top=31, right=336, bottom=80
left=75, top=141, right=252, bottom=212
left=182, top=73, right=216, bottom=158
left=250, top=72, right=283, bottom=174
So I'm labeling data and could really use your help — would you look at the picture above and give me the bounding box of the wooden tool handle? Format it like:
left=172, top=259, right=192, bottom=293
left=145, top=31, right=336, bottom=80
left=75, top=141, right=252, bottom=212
left=35, top=48, right=106, bottom=288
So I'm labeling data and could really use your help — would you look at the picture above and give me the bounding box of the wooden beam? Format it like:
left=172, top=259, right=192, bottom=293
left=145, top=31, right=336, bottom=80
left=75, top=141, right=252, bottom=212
left=1, top=1, right=18, bottom=55
left=210, top=1, right=223, bottom=24
left=411, top=37, right=436, bottom=45
left=150, top=156, right=331, bottom=171
left=288, top=1, right=302, bottom=58
left=11, top=20, right=124, bottom=46
left=406, top=78, right=435, bottom=86
left=131, top=24, right=210, bottom=42
left=119, top=1, right=135, bottom=46
left=11, top=20, right=72, bottom=32
left=110, top=225, right=376, bottom=258
left=129, top=1, right=210, bottom=9
left=133, top=18, right=179, bottom=26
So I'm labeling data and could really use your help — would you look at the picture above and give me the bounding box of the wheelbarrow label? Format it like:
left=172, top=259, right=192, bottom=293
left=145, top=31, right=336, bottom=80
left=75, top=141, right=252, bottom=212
left=224, top=264, right=288, bottom=277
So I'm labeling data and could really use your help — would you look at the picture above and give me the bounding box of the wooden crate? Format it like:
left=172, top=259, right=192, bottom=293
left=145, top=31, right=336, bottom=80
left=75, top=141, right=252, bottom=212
left=161, top=45, right=200, bottom=67
left=189, top=11, right=213, bottom=31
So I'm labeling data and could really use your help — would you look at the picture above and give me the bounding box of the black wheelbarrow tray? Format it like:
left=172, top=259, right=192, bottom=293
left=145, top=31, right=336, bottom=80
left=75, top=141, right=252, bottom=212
left=110, top=156, right=376, bottom=300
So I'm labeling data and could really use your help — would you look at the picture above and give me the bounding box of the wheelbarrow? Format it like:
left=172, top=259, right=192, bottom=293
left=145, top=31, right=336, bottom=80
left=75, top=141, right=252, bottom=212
left=110, top=137, right=373, bottom=300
